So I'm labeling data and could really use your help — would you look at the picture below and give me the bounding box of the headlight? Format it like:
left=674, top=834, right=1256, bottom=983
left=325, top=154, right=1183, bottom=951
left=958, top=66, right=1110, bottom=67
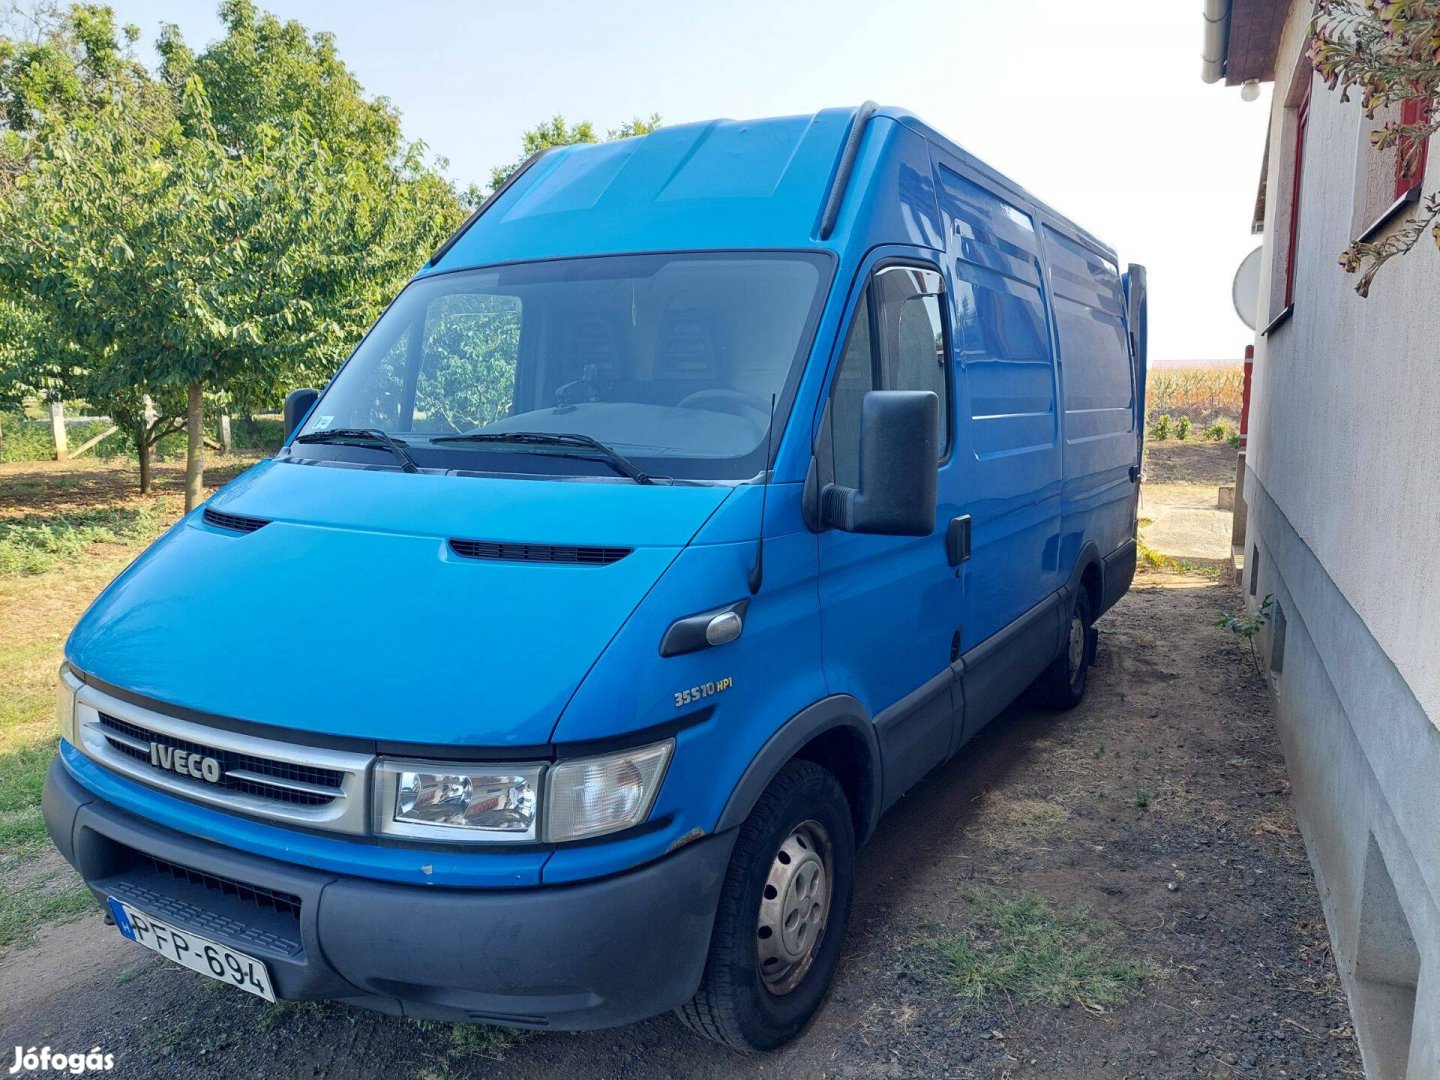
left=545, top=740, right=673, bottom=843
left=375, top=760, right=544, bottom=842
left=56, top=664, right=81, bottom=745
left=373, top=739, right=674, bottom=844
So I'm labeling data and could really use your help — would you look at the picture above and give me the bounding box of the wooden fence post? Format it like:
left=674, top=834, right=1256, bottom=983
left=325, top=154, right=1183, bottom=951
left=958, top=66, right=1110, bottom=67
left=49, top=400, right=67, bottom=460
left=219, top=414, right=233, bottom=454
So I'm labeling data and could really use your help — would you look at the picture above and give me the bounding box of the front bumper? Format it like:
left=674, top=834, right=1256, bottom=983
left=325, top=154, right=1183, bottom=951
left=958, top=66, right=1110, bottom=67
left=43, top=757, right=734, bottom=1028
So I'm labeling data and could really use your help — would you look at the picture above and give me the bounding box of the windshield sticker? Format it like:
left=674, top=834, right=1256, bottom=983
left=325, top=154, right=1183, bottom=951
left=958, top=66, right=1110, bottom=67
left=312, top=416, right=334, bottom=430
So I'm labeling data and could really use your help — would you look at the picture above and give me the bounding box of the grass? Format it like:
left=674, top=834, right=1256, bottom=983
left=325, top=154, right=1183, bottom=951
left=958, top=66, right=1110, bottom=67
left=0, top=409, right=284, bottom=466
left=0, top=867, right=94, bottom=949
left=970, top=791, right=1070, bottom=846
left=412, top=1019, right=534, bottom=1076
left=0, top=505, right=166, bottom=575
left=926, top=887, right=1158, bottom=1011
left=0, top=456, right=253, bottom=953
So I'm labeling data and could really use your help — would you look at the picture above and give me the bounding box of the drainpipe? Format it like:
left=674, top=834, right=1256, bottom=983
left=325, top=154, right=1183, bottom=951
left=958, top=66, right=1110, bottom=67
left=1202, top=0, right=1232, bottom=83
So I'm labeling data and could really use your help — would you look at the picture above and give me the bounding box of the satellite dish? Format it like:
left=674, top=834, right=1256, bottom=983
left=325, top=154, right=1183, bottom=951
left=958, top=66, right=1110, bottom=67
left=1232, top=246, right=1263, bottom=330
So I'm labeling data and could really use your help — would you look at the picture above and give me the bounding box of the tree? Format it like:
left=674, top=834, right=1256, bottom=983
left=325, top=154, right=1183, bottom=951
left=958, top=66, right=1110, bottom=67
left=0, top=4, right=462, bottom=507
left=487, top=112, right=662, bottom=192
left=0, top=4, right=184, bottom=479
left=1311, top=0, right=1440, bottom=294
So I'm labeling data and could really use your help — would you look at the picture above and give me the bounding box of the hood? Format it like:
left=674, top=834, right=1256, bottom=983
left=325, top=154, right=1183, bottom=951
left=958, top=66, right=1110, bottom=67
left=67, top=460, right=731, bottom=747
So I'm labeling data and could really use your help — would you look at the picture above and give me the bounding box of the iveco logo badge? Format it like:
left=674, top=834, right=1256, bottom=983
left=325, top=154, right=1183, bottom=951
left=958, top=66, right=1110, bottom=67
left=149, top=743, right=223, bottom=784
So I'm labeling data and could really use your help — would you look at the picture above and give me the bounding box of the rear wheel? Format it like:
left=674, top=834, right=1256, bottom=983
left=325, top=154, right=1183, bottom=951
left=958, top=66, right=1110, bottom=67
left=1032, top=588, right=1093, bottom=710
left=677, top=759, right=855, bottom=1051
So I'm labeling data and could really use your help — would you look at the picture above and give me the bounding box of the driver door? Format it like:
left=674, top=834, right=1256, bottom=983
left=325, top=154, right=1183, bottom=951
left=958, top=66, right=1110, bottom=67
left=814, top=258, right=964, bottom=809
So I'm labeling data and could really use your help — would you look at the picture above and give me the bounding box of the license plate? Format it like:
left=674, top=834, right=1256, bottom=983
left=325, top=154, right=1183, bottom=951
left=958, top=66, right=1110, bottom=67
left=107, top=897, right=275, bottom=1001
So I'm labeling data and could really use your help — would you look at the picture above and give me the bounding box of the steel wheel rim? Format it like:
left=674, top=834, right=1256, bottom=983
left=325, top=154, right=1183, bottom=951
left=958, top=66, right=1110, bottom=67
left=1067, top=613, right=1086, bottom=687
left=757, top=819, right=833, bottom=995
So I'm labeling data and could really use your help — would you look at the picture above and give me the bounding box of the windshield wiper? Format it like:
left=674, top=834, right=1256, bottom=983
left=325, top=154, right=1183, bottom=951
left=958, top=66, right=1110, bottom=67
left=294, top=428, right=421, bottom=474
left=429, top=431, right=652, bottom=485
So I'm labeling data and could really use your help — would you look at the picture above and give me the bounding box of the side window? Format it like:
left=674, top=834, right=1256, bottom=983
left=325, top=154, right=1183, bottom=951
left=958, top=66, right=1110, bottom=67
left=829, top=265, right=950, bottom=488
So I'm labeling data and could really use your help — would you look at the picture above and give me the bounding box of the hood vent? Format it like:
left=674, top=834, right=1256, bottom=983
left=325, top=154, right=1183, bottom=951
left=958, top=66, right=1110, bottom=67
left=448, top=538, right=631, bottom=566
left=203, top=507, right=270, bottom=534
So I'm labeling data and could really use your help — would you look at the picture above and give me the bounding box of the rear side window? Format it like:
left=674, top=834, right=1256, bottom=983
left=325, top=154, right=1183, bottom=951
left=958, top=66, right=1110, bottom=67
left=936, top=166, right=1056, bottom=456
left=828, top=266, right=950, bottom=488
left=1044, top=228, right=1132, bottom=424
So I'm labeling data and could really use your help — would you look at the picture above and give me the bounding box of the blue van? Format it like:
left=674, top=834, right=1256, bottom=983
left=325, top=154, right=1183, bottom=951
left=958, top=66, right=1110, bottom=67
left=44, top=104, right=1145, bottom=1051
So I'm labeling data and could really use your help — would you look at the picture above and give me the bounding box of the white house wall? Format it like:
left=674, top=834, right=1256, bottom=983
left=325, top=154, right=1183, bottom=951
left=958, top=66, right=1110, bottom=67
left=1245, top=3, right=1440, bottom=1075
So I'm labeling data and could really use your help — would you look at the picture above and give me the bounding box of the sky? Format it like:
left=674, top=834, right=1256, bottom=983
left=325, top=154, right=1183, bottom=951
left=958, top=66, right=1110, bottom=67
left=103, top=0, right=1273, bottom=362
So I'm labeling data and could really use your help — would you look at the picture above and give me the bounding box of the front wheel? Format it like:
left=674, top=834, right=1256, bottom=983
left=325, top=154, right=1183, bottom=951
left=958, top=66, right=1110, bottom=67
left=677, top=759, right=855, bottom=1051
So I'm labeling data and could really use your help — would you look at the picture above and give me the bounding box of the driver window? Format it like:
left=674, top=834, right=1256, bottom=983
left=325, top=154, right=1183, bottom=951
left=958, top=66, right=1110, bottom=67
left=828, top=266, right=950, bottom=488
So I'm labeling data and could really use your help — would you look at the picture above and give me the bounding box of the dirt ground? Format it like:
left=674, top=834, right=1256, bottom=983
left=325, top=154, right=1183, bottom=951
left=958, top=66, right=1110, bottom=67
left=0, top=568, right=1360, bottom=1079
left=1139, top=443, right=1240, bottom=570
left=1142, top=442, right=1238, bottom=487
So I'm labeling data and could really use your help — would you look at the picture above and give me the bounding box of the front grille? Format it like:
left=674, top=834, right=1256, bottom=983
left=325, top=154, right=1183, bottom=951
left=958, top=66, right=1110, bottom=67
left=98, top=713, right=344, bottom=807
left=449, top=538, right=631, bottom=565
left=202, top=507, right=270, bottom=533
left=144, top=854, right=302, bottom=922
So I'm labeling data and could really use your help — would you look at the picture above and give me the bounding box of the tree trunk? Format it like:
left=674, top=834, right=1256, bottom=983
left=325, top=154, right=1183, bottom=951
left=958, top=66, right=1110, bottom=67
left=184, top=381, right=204, bottom=512
left=138, top=423, right=152, bottom=495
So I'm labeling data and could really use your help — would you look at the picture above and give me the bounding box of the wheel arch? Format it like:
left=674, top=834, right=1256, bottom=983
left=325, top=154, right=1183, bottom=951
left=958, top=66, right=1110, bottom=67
left=1065, top=540, right=1105, bottom=618
left=715, top=695, right=882, bottom=846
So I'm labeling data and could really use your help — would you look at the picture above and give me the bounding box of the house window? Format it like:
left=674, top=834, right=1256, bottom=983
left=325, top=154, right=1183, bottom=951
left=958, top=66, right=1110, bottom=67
left=1284, top=82, right=1312, bottom=310
left=1395, top=96, right=1431, bottom=199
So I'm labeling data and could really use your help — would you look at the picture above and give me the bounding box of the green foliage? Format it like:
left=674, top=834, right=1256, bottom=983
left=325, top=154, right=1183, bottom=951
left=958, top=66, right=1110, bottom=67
left=0, top=4, right=464, bottom=499
left=926, top=887, right=1156, bottom=1009
left=1149, top=413, right=1173, bottom=440
left=1174, top=415, right=1192, bottom=441
left=488, top=112, right=663, bottom=191
left=0, top=410, right=129, bottom=462
left=0, top=505, right=164, bottom=575
left=1311, top=1, right=1440, bottom=294
left=1204, top=422, right=1228, bottom=441
left=1216, top=594, right=1274, bottom=674
left=1227, top=432, right=1243, bottom=449
left=1215, top=594, right=1273, bottom=640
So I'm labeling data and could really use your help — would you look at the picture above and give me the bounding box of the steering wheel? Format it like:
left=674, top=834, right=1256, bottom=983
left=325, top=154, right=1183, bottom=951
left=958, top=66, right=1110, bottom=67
left=678, top=388, right=771, bottom=421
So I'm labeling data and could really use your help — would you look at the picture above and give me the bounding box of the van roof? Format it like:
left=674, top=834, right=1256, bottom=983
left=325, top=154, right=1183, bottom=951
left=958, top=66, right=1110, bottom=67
left=428, top=105, right=1116, bottom=272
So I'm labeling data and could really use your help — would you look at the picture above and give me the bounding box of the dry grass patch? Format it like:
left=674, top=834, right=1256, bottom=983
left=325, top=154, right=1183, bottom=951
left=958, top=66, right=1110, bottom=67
left=969, top=790, right=1071, bottom=847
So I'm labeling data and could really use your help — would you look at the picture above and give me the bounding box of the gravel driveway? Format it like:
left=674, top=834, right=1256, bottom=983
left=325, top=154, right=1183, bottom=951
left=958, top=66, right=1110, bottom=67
left=0, top=572, right=1361, bottom=1079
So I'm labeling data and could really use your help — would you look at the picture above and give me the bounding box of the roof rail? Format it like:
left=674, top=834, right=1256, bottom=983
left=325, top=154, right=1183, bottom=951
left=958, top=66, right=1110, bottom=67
left=425, top=146, right=559, bottom=269
left=817, top=101, right=878, bottom=240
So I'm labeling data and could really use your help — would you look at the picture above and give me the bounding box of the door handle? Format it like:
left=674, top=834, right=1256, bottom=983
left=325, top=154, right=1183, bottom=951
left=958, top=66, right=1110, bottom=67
left=947, top=515, right=971, bottom=567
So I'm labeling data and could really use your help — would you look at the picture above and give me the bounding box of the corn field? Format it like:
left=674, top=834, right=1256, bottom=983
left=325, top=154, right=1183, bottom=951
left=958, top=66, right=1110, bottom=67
left=1145, top=365, right=1244, bottom=425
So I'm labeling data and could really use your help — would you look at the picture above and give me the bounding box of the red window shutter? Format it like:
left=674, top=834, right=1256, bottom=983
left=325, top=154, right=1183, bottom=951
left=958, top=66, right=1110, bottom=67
left=1395, top=96, right=1431, bottom=199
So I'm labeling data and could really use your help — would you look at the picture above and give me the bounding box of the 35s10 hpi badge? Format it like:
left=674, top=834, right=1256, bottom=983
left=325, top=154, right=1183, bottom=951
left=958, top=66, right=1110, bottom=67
left=674, top=676, right=733, bottom=708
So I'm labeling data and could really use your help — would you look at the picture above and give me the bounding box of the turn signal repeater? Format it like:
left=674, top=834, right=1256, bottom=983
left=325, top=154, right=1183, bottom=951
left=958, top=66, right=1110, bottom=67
left=705, top=610, right=744, bottom=647
left=660, top=599, right=749, bottom=657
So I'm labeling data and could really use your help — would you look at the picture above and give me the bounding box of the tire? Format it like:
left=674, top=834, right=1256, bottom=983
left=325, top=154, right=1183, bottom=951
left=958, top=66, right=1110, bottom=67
left=677, top=759, right=855, bottom=1052
left=1031, top=588, right=1093, bottom=710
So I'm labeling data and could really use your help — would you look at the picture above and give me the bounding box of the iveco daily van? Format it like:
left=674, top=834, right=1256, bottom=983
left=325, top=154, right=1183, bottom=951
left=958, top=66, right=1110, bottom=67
left=45, top=104, right=1146, bottom=1051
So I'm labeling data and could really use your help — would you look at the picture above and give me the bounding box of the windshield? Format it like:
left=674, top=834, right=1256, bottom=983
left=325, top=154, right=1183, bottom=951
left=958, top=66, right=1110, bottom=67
left=293, top=251, right=832, bottom=481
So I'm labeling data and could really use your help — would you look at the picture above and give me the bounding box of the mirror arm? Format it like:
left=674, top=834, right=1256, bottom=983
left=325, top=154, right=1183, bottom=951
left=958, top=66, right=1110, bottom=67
left=819, top=483, right=858, bottom=532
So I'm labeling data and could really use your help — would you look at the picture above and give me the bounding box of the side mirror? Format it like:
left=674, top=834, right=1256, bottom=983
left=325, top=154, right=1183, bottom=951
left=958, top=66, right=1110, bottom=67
left=283, top=388, right=319, bottom=442
left=822, top=390, right=938, bottom=536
